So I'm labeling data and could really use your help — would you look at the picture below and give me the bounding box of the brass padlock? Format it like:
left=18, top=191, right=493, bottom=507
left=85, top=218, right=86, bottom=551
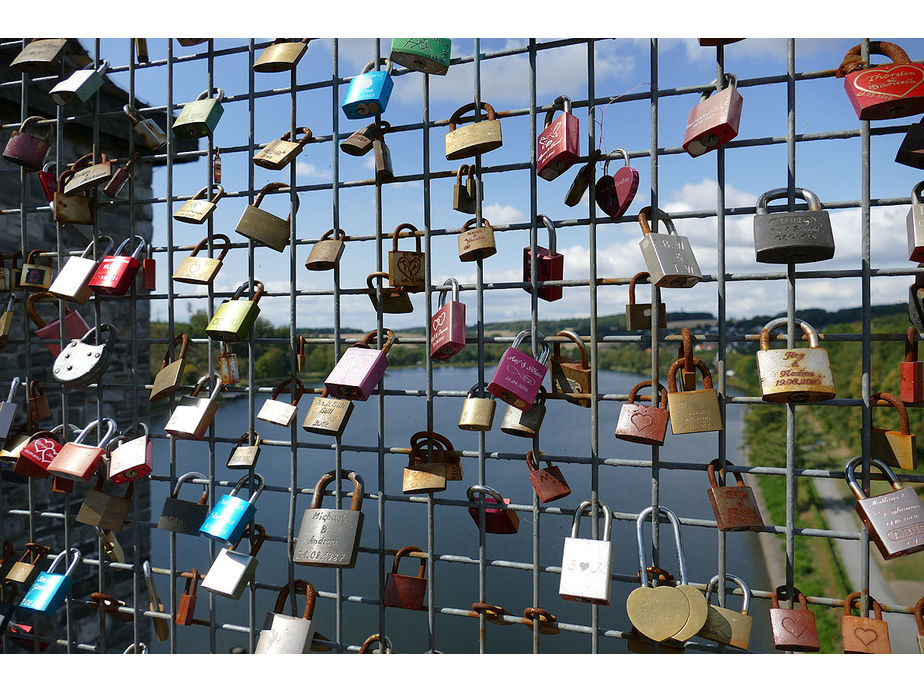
left=666, top=357, right=722, bottom=434
left=403, top=433, right=448, bottom=494
left=253, top=38, right=311, bottom=72
left=842, top=591, right=891, bottom=654
left=697, top=574, right=753, bottom=651
left=458, top=384, right=496, bottom=432
left=458, top=217, right=496, bottom=262
left=410, top=430, right=462, bottom=481
left=10, top=39, right=68, bottom=73
left=0, top=294, right=14, bottom=347
left=705, top=458, right=763, bottom=531
left=173, top=234, right=231, bottom=286
left=206, top=281, right=265, bottom=342
left=150, top=333, right=190, bottom=402
left=340, top=123, right=378, bottom=157
left=445, top=102, right=503, bottom=160
left=367, top=271, right=412, bottom=313
left=296, top=336, right=308, bottom=372
left=235, top=182, right=297, bottom=252
left=254, top=126, right=313, bottom=170
left=756, top=317, right=836, bottom=403
left=75, top=477, right=134, bottom=532
left=306, top=228, right=346, bottom=271
left=20, top=249, right=53, bottom=291
left=257, top=376, right=305, bottom=427
left=142, top=560, right=169, bottom=641
left=625, top=271, right=667, bottom=330
left=550, top=330, right=592, bottom=408
left=870, top=392, right=917, bottom=470
left=302, top=388, right=354, bottom=437
left=500, top=386, right=547, bottom=438
left=172, top=88, right=225, bottom=139
left=64, top=152, right=112, bottom=195
left=4, top=543, right=50, bottom=588
left=227, top=431, right=262, bottom=470
left=388, top=223, right=425, bottom=292
left=53, top=168, right=94, bottom=225
left=373, top=122, right=394, bottom=183
left=453, top=165, right=477, bottom=214
left=173, top=186, right=224, bottom=225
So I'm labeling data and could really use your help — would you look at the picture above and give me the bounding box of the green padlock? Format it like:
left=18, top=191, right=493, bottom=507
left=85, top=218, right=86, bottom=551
left=205, top=281, right=264, bottom=342
left=389, top=39, right=451, bottom=76
left=172, top=88, right=225, bottom=140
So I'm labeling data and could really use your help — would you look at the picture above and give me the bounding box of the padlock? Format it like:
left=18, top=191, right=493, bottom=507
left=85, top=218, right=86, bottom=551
left=500, top=386, right=547, bottom=438
left=206, top=281, right=265, bottom=342
left=325, top=329, right=394, bottom=401
left=102, top=151, right=140, bottom=198
left=257, top=376, right=305, bottom=427
left=52, top=323, right=118, bottom=389
left=0, top=294, right=14, bottom=347
left=523, top=215, right=564, bottom=302
left=19, top=548, right=81, bottom=614
left=75, top=477, right=134, bottom=531
left=107, top=422, right=153, bottom=483
left=836, top=41, right=924, bottom=120
left=173, top=234, right=230, bottom=286
left=172, top=88, right=225, bottom=139
left=53, top=168, right=94, bottom=225
left=306, top=228, right=346, bottom=271
left=915, top=597, right=924, bottom=653
left=199, top=474, right=265, bottom=546
left=165, top=373, right=223, bottom=440
left=697, top=38, right=744, bottom=46
left=383, top=545, right=427, bottom=610
left=38, top=163, right=58, bottom=202
left=3, top=116, right=53, bottom=170
left=176, top=569, right=200, bottom=626
left=255, top=580, right=318, bottom=654
left=705, top=458, right=763, bottom=531
left=615, top=380, right=670, bottom=445
left=682, top=73, right=743, bottom=157
left=525, top=449, right=571, bottom=503
left=841, top=591, right=891, bottom=653
left=373, top=121, right=394, bottom=183
left=845, top=456, right=924, bottom=560
left=88, top=234, right=146, bottom=295
left=901, top=327, right=923, bottom=403
left=666, top=357, right=723, bottom=434
left=559, top=499, right=613, bottom=605
left=10, top=39, right=69, bottom=73
left=254, top=126, right=313, bottom=170
left=698, top=574, right=753, bottom=650
left=753, top=187, right=835, bottom=264
left=625, top=271, right=666, bottom=331
left=235, top=182, right=297, bottom=252
left=97, top=527, right=125, bottom=563
left=123, top=104, right=167, bottom=150
left=0, top=377, right=21, bottom=442
left=48, top=235, right=113, bottom=304
left=157, top=471, right=209, bottom=535
left=467, top=485, right=519, bottom=534
left=390, top=38, right=451, bottom=75
left=870, top=392, right=917, bottom=471
left=302, top=388, right=354, bottom=437
left=358, top=633, right=394, bottom=653
left=342, top=59, right=394, bottom=119
left=367, top=271, right=412, bottom=314
left=445, top=101, right=503, bottom=160
left=4, top=543, right=50, bottom=588
left=201, top=524, right=266, bottom=600
left=388, top=223, right=425, bottom=292
left=769, top=585, right=820, bottom=652
left=218, top=342, right=240, bottom=385
left=638, top=207, right=702, bottom=288
left=453, top=165, right=477, bottom=214
left=458, top=217, right=496, bottom=262
left=150, top=333, right=190, bottom=402
left=64, top=152, right=112, bottom=195
left=458, top=384, right=496, bottom=431
left=897, top=118, right=924, bottom=169
left=19, top=249, right=53, bottom=291
left=596, top=148, right=640, bottom=219
left=521, top=607, right=560, bottom=636
left=340, top=123, right=378, bottom=157
left=173, top=185, right=224, bottom=224
left=49, top=59, right=109, bottom=105
left=410, top=430, right=462, bottom=481
left=907, top=182, right=924, bottom=262
left=402, top=449, right=447, bottom=494
left=253, top=38, right=311, bottom=73
left=564, top=148, right=601, bottom=207
left=226, top=430, right=262, bottom=470
left=28, top=379, right=51, bottom=424
left=294, top=469, right=364, bottom=568
left=550, top=330, right=592, bottom=407
left=14, top=426, right=68, bottom=479
left=46, top=417, right=117, bottom=482
left=537, top=95, right=580, bottom=181
left=488, top=329, right=550, bottom=410
left=296, top=336, right=308, bottom=372
left=431, top=278, right=466, bottom=360
left=756, top=317, right=836, bottom=403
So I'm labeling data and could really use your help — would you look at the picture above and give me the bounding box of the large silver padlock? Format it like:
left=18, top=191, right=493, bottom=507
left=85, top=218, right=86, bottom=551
left=48, top=235, right=113, bottom=305
left=293, top=470, right=364, bottom=569
left=558, top=499, right=614, bottom=605
left=201, top=524, right=265, bottom=600
left=255, top=580, right=318, bottom=654
left=164, top=374, right=223, bottom=440
left=637, top=206, right=702, bottom=288
left=907, top=181, right=924, bottom=262
left=753, top=187, right=835, bottom=264
left=49, top=60, right=110, bottom=105
left=756, top=318, right=835, bottom=403
left=52, top=324, right=118, bottom=389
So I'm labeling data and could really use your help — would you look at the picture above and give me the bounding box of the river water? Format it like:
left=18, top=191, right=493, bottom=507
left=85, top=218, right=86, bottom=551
left=147, top=366, right=772, bottom=653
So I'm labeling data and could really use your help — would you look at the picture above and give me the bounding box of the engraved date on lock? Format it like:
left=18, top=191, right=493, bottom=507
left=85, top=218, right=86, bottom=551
left=305, top=549, right=349, bottom=563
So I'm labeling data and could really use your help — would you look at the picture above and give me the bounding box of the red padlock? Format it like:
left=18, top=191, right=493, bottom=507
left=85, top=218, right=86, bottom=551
left=837, top=41, right=924, bottom=121
left=3, top=116, right=53, bottom=171
left=383, top=545, right=427, bottom=610
left=901, top=326, right=923, bottom=403
left=523, top=214, right=564, bottom=302
left=525, top=450, right=571, bottom=503
left=26, top=292, right=90, bottom=358
left=142, top=241, right=156, bottom=291
left=466, top=485, right=519, bottom=534
left=37, top=163, right=58, bottom=203
left=430, top=278, right=466, bottom=361
left=537, top=95, right=580, bottom=181
left=595, top=148, right=639, bottom=219
left=46, top=418, right=117, bottom=482
left=88, top=234, right=147, bottom=296
left=614, top=380, right=669, bottom=445
left=13, top=426, right=66, bottom=478
left=682, top=73, right=743, bottom=158
left=769, top=585, right=820, bottom=652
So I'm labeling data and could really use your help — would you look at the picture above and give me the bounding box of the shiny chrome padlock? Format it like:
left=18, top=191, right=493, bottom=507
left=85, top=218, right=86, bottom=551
left=467, top=485, right=519, bottom=534
left=754, top=187, right=835, bottom=264
left=205, top=281, right=265, bottom=342
left=550, top=330, right=592, bottom=407
left=235, top=182, right=297, bottom=252
left=901, top=326, right=923, bottom=403
left=302, top=389, right=354, bottom=437
left=431, top=278, right=466, bottom=360
left=165, top=374, right=223, bottom=440
left=172, top=88, right=225, bottom=139
left=698, top=574, right=753, bottom=650
left=458, top=217, right=496, bottom=262
left=63, top=152, right=112, bottom=195
left=19, top=548, right=81, bottom=614
left=123, top=104, right=167, bottom=150
left=75, top=477, right=134, bottom=531
left=559, top=500, right=613, bottom=605
left=255, top=580, right=317, bottom=654
left=367, top=271, right=413, bottom=314
left=50, top=59, right=109, bottom=105
left=226, top=431, right=262, bottom=470
left=199, top=474, right=265, bottom=546
left=157, top=472, right=209, bottom=535
left=756, top=317, right=835, bottom=403
left=10, top=39, right=68, bottom=73
left=525, top=449, right=571, bottom=503
left=325, top=329, right=394, bottom=401
left=257, top=376, right=305, bottom=427
left=870, top=392, right=917, bottom=470
left=500, top=386, right=546, bottom=438
left=538, top=95, right=580, bottom=181
left=614, top=380, right=670, bottom=446
left=445, top=101, right=503, bottom=160
left=842, top=591, right=891, bottom=653
left=638, top=207, right=702, bottom=288
left=390, top=38, right=451, bottom=75
left=625, top=271, right=666, bottom=331
left=306, top=228, right=346, bottom=271
left=458, top=384, right=496, bottom=432
left=294, top=469, right=364, bottom=568
left=682, top=73, right=743, bottom=157
left=523, top=215, right=564, bottom=302
left=253, top=38, right=311, bottom=73
left=254, top=126, right=313, bottom=170
left=388, top=223, right=425, bottom=292
left=48, top=235, right=113, bottom=304
left=3, top=115, right=53, bottom=170
left=595, top=148, right=639, bottom=219
left=46, top=417, right=117, bottom=482
left=666, top=357, right=722, bottom=435
left=383, top=545, right=427, bottom=610
left=0, top=377, right=21, bottom=442
left=107, top=423, right=153, bottom=483
left=705, top=458, right=763, bottom=531
left=173, top=185, right=224, bottom=224
left=201, top=524, right=265, bottom=600
left=342, top=59, right=394, bottom=119
left=836, top=41, right=924, bottom=120
left=487, top=329, right=550, bottom=410
left=907, top=181, right=924, bottom=262
left=88, top=234, right=147, bottom=296
left=150, top=333, right=189, bottom=402
left=53, top=324, right=118, bottom=389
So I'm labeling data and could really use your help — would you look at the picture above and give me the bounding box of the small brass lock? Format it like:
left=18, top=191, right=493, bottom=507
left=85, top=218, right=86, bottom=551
left=53, top=169, right=94, bottom=226
left=367, top=271, right=412, bottom=313
left=388, top=223, right=425, bottom=292
left=697, top=574, right=753, bottom=651
left=253, top=38, right=311, bottom=73
left=870, top=391, right=917, bottom=470
left=173, top=186, right=224, bottom=225
left=235, top=182, right=297, bottom=252
left=550, top=330, right=592, bottom=408
left=227, top=431, right=262, bottom=470
left=306, top=228, right=346, bottom=271
left=666, top=357, right=722, bottom=434
left=445, top=102, right=503, bottom=160
left=453, top=165, right=477, bottom=214
left=302, top=388, right=354, bottom=437
left=173, top=234, right=231, bottom=286
left=150, top=333, right=189, bottom=402
left=20, top=249, right=53, bottom=291
left=458, top=384, right=496, bottom=432
left=458, top=217, right=496, bottom=262
left=10, top=39, right=68, bottom=73
left=253, top=126, right=313, bottom=170
left=756, top=317, right=835, bottom=403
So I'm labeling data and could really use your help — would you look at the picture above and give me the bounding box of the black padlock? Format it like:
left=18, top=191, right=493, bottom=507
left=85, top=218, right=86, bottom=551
left=896, top=117, right=924, bottom=170
left=753, top=187, right=834, bottom=264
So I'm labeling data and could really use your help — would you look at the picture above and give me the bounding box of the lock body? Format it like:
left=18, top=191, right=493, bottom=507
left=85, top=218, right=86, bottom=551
left=559, top=536, right=614, bottom=605
left=227, top=440, right=261, bottom=470
left=49, top=256, right=98, bottom=304
left=201, top=547, right=258, bottom=600
left=294, top=508, right=363, bottom=568
left=754, top=209, right=835, bottom=264
left=843, top=63, right=924, bottom=120
left=173, top=97, right=224, bottom=139
left=897, top=121, right=924, bottom=169
left=402, top=460, right=447, bottom=493
left=388, top=251, right=425, bottom=292
left=16, top=434, right=62, bottom=478
left=20, top=572, right=72, bottom=613
left=257, top=398, right=299, bottom=427
left=626, top=302, right=666, bottom=331
left=757, top=347, right=835, bottom=403
left=306, top=231, right=345, bottom=271
left=908, top=202, right=924, bottom=261
left=75, top=482, right=133, bottom=531
left=108, top=434, right=153, bottom=483
left=855, top=488, right=924, bottom=559
left=500, top=399, right=546, bottom=438
left=639, top=232, right=702, bottom=288
left=707, top=485, right=763, bottom=531
left=47, top=442, right=105, bottom=481
left=458, top=220, right=496, bottom=261
left=255, top=612, right=315, bottom=654
left=487, top=346, right=547, bottom=411
left=164, top=395, right=219, bottom=440
left=325, top=347, right=388, bottom=401
left=302, top=395, right=353, bottom=436
left=253, top=41, right=308, bottom=72
left=900, top=359, right=924, bottom=403
left=50, top=67, right=106, bottom=105
left=206, top=299, right=261, bottom=342
left=528, top=464, right=571, bottom=503
left=11, top=39, right=68, bottom=73
left=468, top=495, right=519, bottom=534
left=133, top=118, right=167, bottom=150
left=668, top=389, right=722, bottom=434
left=236, top=205, right=290, bottom=252
left=682, top=84, right=743, bottom=157
left=174, top=255, right=221, bottom=285
left=150, top=358, right=186, bottom=402
left=699, top=604, right=752, bottom=650
left=537, top=110, right=580, bottom=181
left=3, top=124, right=51, bottom=170
left=390, top=38, right=451, bottom=75
left=550, top=340, right=592, bottom=408
left=523, top=246, right=564, bottom=301
left=173, top=198, right=217, bottom=224
left=770, top=607, right=819, bottom=652
left=430, top=300, right=466, bottom=360
left=157, top=496, right=207, bottom=536
left=870, top=428, right=917, bottom=470
left=445, top=119, right=502, bottom=160
left=841, top=613, right=891, bottom=653
left=458, top=395, right=495, bottom=431
left=384, top=572, right=426, bottom=610
left=199, top=495, right=256, bottom=546
left=615, top=402, right=669, bottom=445
left=89, top=255, right=141, bottom=296
left=342, top=70, right=393, bottom=119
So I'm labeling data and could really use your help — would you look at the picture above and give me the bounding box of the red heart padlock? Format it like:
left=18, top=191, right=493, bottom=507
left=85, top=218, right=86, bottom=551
left=837, top=41, right=924, bottom=120
left=595, top=148, right=638, bottom=219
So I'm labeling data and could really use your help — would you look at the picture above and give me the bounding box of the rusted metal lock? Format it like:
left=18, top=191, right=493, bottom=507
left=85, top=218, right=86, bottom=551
left=10, top=39, right=68, bottom=73
left=896, top=118, right=924, bottom=169
left=64, top=152, right=112, bottom=195
left=841, top=591, right=891, bottom=653
left=3, top=116, right=53, bottom=170
left=705, top=458, right=763, bottom=531
left=666, top=357, right=722, bottom=434
left=901, top=327, right=923, bottom=403
left=325, top=329, right=394, bottom=401
left=52, top=323, right=118, bottom=389
left=164, top=374, right=223, bottom=440
left=682, top=73, right=743, bottom=157
left=20, top=249, right=53, bottom=290
left=306, top=228, right=346, bottom=271
left=254, top=127, right=313, bottom=170
left=201, top=524, right=265, bottom=600
left=226, top=431, right=262, bottom=470
left=53, top=168, right=94, bottom=225
left=173, top=186, right=224, bottom=224
left=107, top=422, right=153, bottom=483
left=870, top=392, right=917, bottom=470
left=559, top=500, right=613, bottom=605
left=103, top=152, right=140, bottom=198
left=564, top=148, right=601, bottom=207
left=4, top=543, right=50, bottom=588
left=88, top=235, right=146, bottom=296
left=388, top=223, right=425, bottom=292
left=302, top=389, right=354, bottom=437
left=172, top=88, right=225, bottom=139
left=445, top=102, right=503, bottom=160
left=257, top=376, right=305, bottom=427
left=150, top=333, right=189, bottom=402
left=373, top=121, right=394, bottom=183
left=27, top=292, right=90, bottom=357
left=915, top=597, right=924, bottom=653
left=49, top=235, right=113, bottom=305
left=367, top=271, right=412, bottom=314
left=698, top=574, right=752, bottom=650
left=638, top=207, right=702, bottom=288
left=467, top=485, right=519, bottom=534
left=157, top=472, right=209, bottom=535
left=756, top=317, right=835, bottom=403
left=625, top=271, right=667, bottom=331
left=358, top=634, right=394, bottom=653
left=176, top=570, right=200, bottom=626
left=500, top=386, right=547, bottom=438
left=753, top=187, right=835, bottom=264
left=403, top=449, right=447, bottom=493
left=836, top=41, right=924, bottom=120
left=340, top=123, right=378, bottom=157
left=907, top=182, right=924, bottom=261
left=218, top=342, right=239, bottom=386
left=409, top=430, right=462, bottom=481
left=550, top=330, right=592, bottom=407
left=431, top=278, right=466, bottom=360
left=458, top=384, right=495, bottom=432
left=253, top=38, right=310, bottom=72
left=50, top=59, right=109, bottom=105
left=525, top=449, right=571, bottom=503
left=205, top=281, right=265, bottom=342
left=769, top=585, right=820, bottom=652
left=488, top=329, right=550, bottom=410
left=524, top=215, right=564, bottom=301
left=47, top=418, right=117, bottom=482
left=75, top=478, right=134, bottom=532
left=255, top=580, right=317, bottom=654
left=614, top=380, right=669, bottom=445
left=453, top=165, right=477, bottom=214
left=236, top=182, right=297, bottom=252
left=383, top=546, right=427, bottom=610
left=538, top=95, right=580, bottom=181
left=342, top=59, right=394, bottom=119
left=390, top=38, right=451, bottom=75
left=595, top=148, right=639, bottom=219
left=28, top=379, right=52, bottom=425
left=173, top=234, right=231, bottom=286
left=458, top=217, right=495, bottom=262
left=123, top=104, right=167, bottom=150
left=294, top=470, right=364, bottom=568
left=846, top=456, right=924, bottom=560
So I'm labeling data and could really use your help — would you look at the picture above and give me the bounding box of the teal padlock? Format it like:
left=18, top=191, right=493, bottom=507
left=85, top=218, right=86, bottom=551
left=342, top=60, right=393, bottom=120
left=172, top=88, right=225, bottom=139
left=389, top=39, right=451, bottom=76
left=19, top=548, right=81, bottom=613
left=205, top=281, right=264, bottom=342
left=199, top=473, right=265, bottom=545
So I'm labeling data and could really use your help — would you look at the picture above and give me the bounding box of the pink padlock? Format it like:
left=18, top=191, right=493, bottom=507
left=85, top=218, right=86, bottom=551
left=2, top=116, right=53, bottom=171
left=487, top=329, right=550, bottom=411
left=430, top=278, right=466, bottom=361
left=537, top=95, right=580, bottom=181
left=27, top=292, right=90, bottom=358
left=324, top=329, right=394, bottom=401
left=38, top=163, right=58, bottom=203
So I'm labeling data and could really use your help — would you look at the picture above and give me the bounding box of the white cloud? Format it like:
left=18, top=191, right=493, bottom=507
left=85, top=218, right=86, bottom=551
left=483, top=203, right=524, bottom=227
left=296, top=161, right=329, bottom=179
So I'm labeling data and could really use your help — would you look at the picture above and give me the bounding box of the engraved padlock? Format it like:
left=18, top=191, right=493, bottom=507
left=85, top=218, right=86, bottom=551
left=666, top=357, right=722, bottom=435
left=324, top=329, right=394, bottom=401
left=3, top=116, right=53, bottom=170
left=340, top=123, right=378, bottom=157
left=157, top=472, right=209, bottom=535
left=226, top=431, right=262, bottom=470
left=525, top=449, right=571, bottom=503
left=625, top=271, right=666, bottom=331
left=10, top=39, right=68, bottom=73
left=64, top=152, right=112, bottom=195
left=550, top=330, right=592, bottom=407
left=458, top=384, right=496, bottom=432
left=14, top=425, right=67, bottom=478
left=523, top=215, right=564, bottom=302
left=769, top=585, right=820, bottom=652
left=302, top=388, right=354, bottom=437
left=559, top=500, right=613, bottom=605
left=46, top=417, right=117, bottom=482
left=901, top=327, right=923, bottom=403
left=870, top=392, right=917, bottom=471
left=173, top=186, right=224, bottom=224
left=19, top=548, right=81, bottom=614
left=173, top=234, right=231, bottom=286
left=199, top=474, right=265, bottom=546
left=201, top=524, right=265, bottom=600
left=614, top=380, right=670, bottom=445
left=638, top=207, right=702, bottom=288
left=682, top=73, right=743, bottom=157
left=445, top=102, right=503, bottom=160
left=342, top=59, right=394, bottom=119
left=123, top=104, right=167, bottom=150
left=107, top=422, right=153, bottom=483
left=431, top=278, right=466, bottom=360
left=50, top=59, right=109, bottom=105
left=52, top=324, right=118, bottom=389
left=48, top=235, right=113, bottom=304
left=453, top=165, right=477, bottom=214
left=500, top=386, right=547, bottom=438
left=538, top=95, right=580, bottom=181
left=389, top=38, right=451, bottom=75
left=164, top=374, right=223, bottom=440
left=487, top=329, right=550, bottom=410
left=150, top=333, right=189, bottom=402
left=255, top=580, right=317, bottom=654
left=753, top=187, right=835, bottom=264
left=466, top=485, right=519, bottom=534
left=698, top=574, right=753, bottom=650
left=367, top=271, right=413, bottom=314
left=388, top=223, right=425, bottom=292
left=294, top=469, right=364, bottom=568
left=756, top=317, right=835, bottom=403
left=595, top=148, right=639, bottom=219
left=88, top=235, right=147, bottom=296
left=257, top=376, right=305, bottom=427
left=205, top=281, right=265, bottom=342
left=254, top=126, right=313, bottom=170
left=841, top=591, right=891, bottom=653
left=705, top=458, right=763, bottom=531
left=409, top=430, right=462, bottom=482
left=306, top=228, right=346, bottom=271
left=172, top=88, right=225, bottom=139
left=253, top=38, right=311, bottom=72
left=458, top=217, right=496, bottom=262
left=236, top=182, right=297, bottom=252
left=383, top=545, right=427, bottom=610
left=836, top=41, right=924, bottom=120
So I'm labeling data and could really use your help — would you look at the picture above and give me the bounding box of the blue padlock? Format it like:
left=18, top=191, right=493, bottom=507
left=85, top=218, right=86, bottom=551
left=199, top=473, right=265, bottom=545
left=19, top=548, right=81, bottom=613
left=341, top=59, right=394, bottom=120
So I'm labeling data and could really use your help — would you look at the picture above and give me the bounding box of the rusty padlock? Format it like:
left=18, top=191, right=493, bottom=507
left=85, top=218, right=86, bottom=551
left=525, top=449, right=571, bottom=503
left=900, top=327, right=923, bottom=403
left=614, top=380, right=670, bottom=445
left=841, top=591, right=891, bottom=653
left=466, top=485, right=519, bottom=534
left=769, top=585, right=820, bottom=652
left=550, top=330, right=592, bottom=407
left=836, top=41, right=924, bottom=120
left=870, top=392, right=917, bottom=471
left=388, top=223, right=425, bottom=293
left=705, top=458, right=763, bottom=531
left=383, top=546, right=427, bottom=610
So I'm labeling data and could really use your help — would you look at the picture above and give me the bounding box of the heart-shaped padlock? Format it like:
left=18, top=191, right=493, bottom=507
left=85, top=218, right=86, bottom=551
left=52, top=324, right=118, bottom=388
left=595, top=148, right=639, bottom=219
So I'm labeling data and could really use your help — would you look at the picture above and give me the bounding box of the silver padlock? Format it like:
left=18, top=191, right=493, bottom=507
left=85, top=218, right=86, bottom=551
left=637, top=206, right=702, bottom=288
left=500, top=386, right=547, bottom=438
left=164, top=374, right=223, bottom=440
left=0, top=376, right=21, bottom=442
left=52, top=324, right=118, bottom=389
left=753, top=187, right=835, bottom=264
left=201, top=524, right=266, bottom=600
left=907, top=181, right=924, bottom=262
left=558, top=499, right=614, bottom=605
left=49, top=60, right=109, bottom=105
left=255, top=580, right=318, bottom=654
left=48, top=235, right=114, bottom=304
left=123, top=104, right=167, bottom=150
left=294, top=470, right=364, bottom=569
left=107, top=422, right=153, bottom=483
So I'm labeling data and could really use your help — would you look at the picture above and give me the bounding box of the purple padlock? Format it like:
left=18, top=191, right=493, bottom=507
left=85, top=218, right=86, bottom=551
left=487, top=330, right=550, bottom=411
left=430, top=278, right=466, bottom=361
left=3, top=116, right=53, bottom=171
left=324, top=329, right=394, bottom=401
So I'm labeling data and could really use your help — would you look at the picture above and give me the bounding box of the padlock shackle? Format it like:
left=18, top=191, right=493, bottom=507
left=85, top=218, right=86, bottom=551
left=759, top=317, right=820, bottom=350
left=770, top=584, right=809, bottom=611
left=844, top=455, right=905, bottom=501
left=436, top=277, right=461, bottom=308
left=189, top=373, right=213, bottom=398
left=269, top=375, right=305, bottom=406
left=410, top=430, right=454, bottom=454
left=229, top=472, right=265, bottom=504
left=73, top=417, right=117, bottom=448
left=572, top=499, right=613, bottom=545
left=273, top=579, right=317, bottom=620
left=543, top=94, right=572, bottom=128
left=234, top=430, right=260, bottom=448
left=602, top=148, right=631, bottom=176
left=461, top=217, right=492, bottom=236
left=523, top=607, right=557, bottom=626
left=318, top=228, right=346, bottom=242
left=626, top=271, right=651, bottom=305
left=872, top=391, right=911, bottom=434
left=698, top=73, right=737, bottom=102
left=80, top=234, right=115, bottom=259
left=842, top=590, right=884, bottom=620
left=510, top=329, right=550, bottom=366
left=637, top=206, right=678, bottom=237
left=278, top=126, right=314, bottom=147
left=229, top=523, right=267, bottom=555
left=755, top=187, right=822, bottom=214
left=28, top=378, right=44, bottom=400
left=159, top=333, right=190, bottom=370
left=391, top=545, right=426, bottom=578
left=25, top=248, right=50, bottom=265
left=18, top=542, right=51, bottom=566
left=122, top=642, right=149, bottom=654
left=187, top=233, right=231, bottom=261
left=78, top=323, right=119, bottom=349
left=626, top=380, right=668, bottom=409
left=119, top=421, right=149, bottom=443
left=112, top=234, right=147, bottom=259
left=679, top=327, right=695, bottom=375
left=253, top=181, right=299, bottom=219
left=911, top=180, right=924, bottom=206
left=172, top=471, right=208, bottom=504
left=536, top=214, right=557, bottom=254
left=552, top=330, right=588, bottom=369
left=455, top=164, right=469, bottom=184
left=706, top=458, right=748, bottom=490
left=705, top=574, right=750, bottom=614
left=358, top=633, right=393, bottom=653
left=466, top=382, right=493, bottom=400
left=182, top=569, right=200, bottom=599
left=447, top=101, right=497, bottom=132
left=229, top=280, right=265, bottom=304
left=194, top=87, right=225, bottom=102
left=70, top=151, right=110, bottom=171
left=837, top=41, right=913, bottom=77
left=666, top=357, right=714, bottom=393
left=6, top=376, right=21, bottom=403
left=466, top=484, right=506, bottom=507
left=360, top=58, right=392, bottom=75
left=391, top=222, right=422, bottom=253
left=187, top=185, right=225, bottom=205
left=356, top=328, right=396, bottom=354
left=15, top=115, right=54, bottom=143
left=310, top=469, right=364, bottom=512
left=524, top=449, right=553, bottom=474
left=47, top=547, right=81, bottom=577
left=906, top=326, right=919, bottom=362
left=635, top=505, right=687, bottom=586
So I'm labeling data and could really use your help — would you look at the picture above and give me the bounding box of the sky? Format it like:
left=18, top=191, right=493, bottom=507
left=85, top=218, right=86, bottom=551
left=66, top=37, right=924, bottom=330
